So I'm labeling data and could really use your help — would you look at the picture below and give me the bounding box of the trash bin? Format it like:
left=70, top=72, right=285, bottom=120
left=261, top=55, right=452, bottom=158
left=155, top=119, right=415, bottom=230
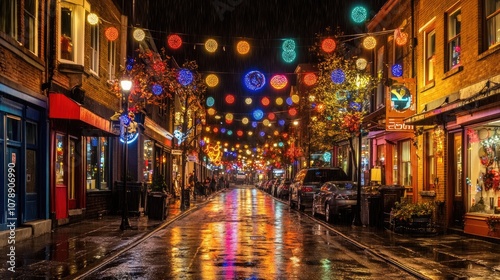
left=361, top=192, right=382, bottom=227
left=379, top=185, right=405, bottom=225
left=147, top=192, right=167, bottom=220
left=182, top=189, right=190, bottom=208
left=115, top=181, right=144, bottom=215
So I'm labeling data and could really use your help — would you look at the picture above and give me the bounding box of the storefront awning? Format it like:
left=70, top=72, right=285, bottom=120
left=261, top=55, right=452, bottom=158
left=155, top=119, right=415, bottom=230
left=49, top=93, right=118, bottom=136
left=144, top=117, right=173, bottom=147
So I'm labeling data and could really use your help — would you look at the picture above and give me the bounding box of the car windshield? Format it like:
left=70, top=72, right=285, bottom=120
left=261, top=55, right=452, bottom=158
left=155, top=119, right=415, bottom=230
left=304, top=169, right=348, bottom=184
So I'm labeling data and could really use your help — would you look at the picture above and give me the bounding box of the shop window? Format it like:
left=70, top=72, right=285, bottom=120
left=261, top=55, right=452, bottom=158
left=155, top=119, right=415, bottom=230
left=89, top=21, right=99, bottom=74
left=425, top=132, right=436, bottom=190
left=466, top=126, right=500, bottom=214
left=401, top=140, right=412, bottom=186
left=86, top=137, right=109, bottom=190
left=454, top=133, right=462, bottom=196
left=392, top=144, right=398, bottom=184
left=59, top=1, right=86, bottom=64
left=24, top=0, right=37, bottom=54
left=56, top=134, right=65, bottom=185
left=0, top=0, right=18, bottom=40
left=337, top=144, right=349, bottom=175
left=485, top=0, right=500, bottom=49
left=7, top=116, right=21, bottom=142
left=446, top=8, right=461, bottom=71
left=108, top=40, right=116, bottom=81
left=143, top=140, right=153, bottom=183
left=424, top=28, right=436, bottom=84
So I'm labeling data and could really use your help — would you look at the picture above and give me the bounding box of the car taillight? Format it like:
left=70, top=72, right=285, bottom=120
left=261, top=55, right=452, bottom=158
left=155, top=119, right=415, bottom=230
left=301, top=186, right=313, bottom=192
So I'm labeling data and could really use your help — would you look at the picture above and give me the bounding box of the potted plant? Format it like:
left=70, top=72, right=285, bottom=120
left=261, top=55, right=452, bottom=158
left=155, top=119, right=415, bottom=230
left=390, top=200, right=435, bottom=233
left=147, top=175, right=169, bottom=220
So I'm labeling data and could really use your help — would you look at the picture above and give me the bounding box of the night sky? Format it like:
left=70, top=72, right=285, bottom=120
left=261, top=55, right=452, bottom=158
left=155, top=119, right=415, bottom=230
left=140, top=0, right=387, bottom=148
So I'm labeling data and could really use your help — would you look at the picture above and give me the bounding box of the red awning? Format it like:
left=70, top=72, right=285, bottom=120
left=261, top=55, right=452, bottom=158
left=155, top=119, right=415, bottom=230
left=49, top=93, right=117, bottom=136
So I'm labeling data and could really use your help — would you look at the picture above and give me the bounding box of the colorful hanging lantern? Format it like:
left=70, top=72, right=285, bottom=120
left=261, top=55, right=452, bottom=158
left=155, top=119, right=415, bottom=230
left=133, top=28, right=145, bottom=41
left=291, top=94, right=300, bottom=104
left=244, top=70, right=266, bottom=91
left=270, top=74, right=288, bottom=90
left=206, top=96, right=215, bottom=107
left=87, top=13, right=99, bottom=25
left=278, top=119, right=285, bottom=126
left=286, top=97, right=293, bottom=106
left=207, top=108, right=216, bottom=115
left=236, top=40, right=250, bottom=55
left=253, top=109, right=264, bottom=120
left=282, top=39, right=296, bottom=51
left=105, top=27, right=119, bottom=41
left=363, top=36, right=376, bottom=50
left=261, top=97, right=270, bottom=106
left=167, top=34, right=182, bottom=49
left=351, top=6, right=368, bottom=23
left=275, top=97, right=284, bottom=106
left=331, top=69, right=345, bottom=84
left=245, top=97, right=253, bottom=105
left=281, top=50, right=296, bottom=63
left=268, top=112, right=276, bottom=120
left=321, top=38, right=336, bottom=53
left=391, top=64, right=403, bottom=77
left=288, top=107, right=297, bottom=116
left=205, top=38, right=218, bottom=52
left=241, top=117, right=249, bottom=125
left=263, top=119, right=270, bottom=126
left=237, top=130, right=244, bottom=137
left=303, top=73, right=317, bottom=86
left=356, top=58, right=368, bottom=70
left=177, top=68, right=193, bottom=86
left=252, top=122, right=258, bottom=128
left=394, top=28, right=408, bottom=46
left=205, top=74, right=219, bottom=87
left=152, top=84, right=162, bottom=95
left=225, top=113, right=234, bottom=121
left=225, top=94, right=235, bottom=104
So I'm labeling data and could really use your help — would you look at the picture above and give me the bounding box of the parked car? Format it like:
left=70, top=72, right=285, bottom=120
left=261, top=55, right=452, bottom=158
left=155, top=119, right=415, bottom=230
left=311, top=181, right=357, bottom=223
left=271, top=178, right=283, bottom=197
left=276, top=180, right=292, bottom=200
left=289, top=167, right=350, bottom=211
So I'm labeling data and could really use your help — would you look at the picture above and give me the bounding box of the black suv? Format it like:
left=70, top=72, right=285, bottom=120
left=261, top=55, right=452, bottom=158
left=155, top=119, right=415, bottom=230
left=289, top=167, right=349, bottom=211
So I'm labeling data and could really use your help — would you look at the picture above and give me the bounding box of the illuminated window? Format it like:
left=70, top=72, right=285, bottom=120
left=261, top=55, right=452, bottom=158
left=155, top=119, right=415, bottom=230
left=59, top=1, right=86, bottom=64
left=485, top=0, right=500, bottom=49
left=425, top=132, right=436, bottom=191
left=424, top=29, right=435, bottom=84
left=1, top=0, right=18, bottom=41
left=24, top=0, right=38, bottom=54
left=86, top=137, right=109, bottom=190
left=447, top=9, right=461, bottom=71
left=108, top=40, right=116, bottom=81
left=90, top=19, right=99, bottom=74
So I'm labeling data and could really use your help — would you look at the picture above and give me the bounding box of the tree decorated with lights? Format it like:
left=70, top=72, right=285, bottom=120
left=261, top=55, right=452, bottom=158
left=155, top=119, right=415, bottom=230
left=308, top=27, right=380, bottom=171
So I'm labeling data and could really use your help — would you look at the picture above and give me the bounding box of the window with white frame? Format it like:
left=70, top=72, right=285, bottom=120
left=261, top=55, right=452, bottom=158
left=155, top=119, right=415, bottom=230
left=59, top=1, right=86, bottom=65
left=447, top=9, right=461, bottom=71
left=90, top=22, right=99, bottom=73
left=108, top=40, right=116, bottom=81
left=425, top=132, right=436, bottom=191
left=425, top=29, right=435, bottom=84
left=24, top=0, right=37, bottom=54
left=485, top=0, right=500, bottom=48
left=0, top=0, right=18, bottom=40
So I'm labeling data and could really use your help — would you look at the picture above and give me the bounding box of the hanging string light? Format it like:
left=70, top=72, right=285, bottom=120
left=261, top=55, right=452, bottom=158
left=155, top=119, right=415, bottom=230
left=291, top=94, right=300, bottom=104
left=331, top=69, right=345, bottom=84
left=244, top=70, right=266, bottom=91
left=133, top=28, right=146, bottom=41
left=281, top=50, right=296, bottom=63
left=275, top=97, right=284, bottom=105
left=253, top=109, right=264, bottom=120
left=105, top=27, right=119, bottom=41
left=356, top=58, right=368, bottom=70
left=205, top=38, right=218, bottom=52
left=270, top=74, right=288, bottom=90
left=261, top=97, right=270, bottom=106
left=245, top=97, right=253, bottom=105
left=391, top=63, right=403, bottom=77
left=351, top=6, right=368, bottom=23
left=236, top=40, right=250, bottom=55
left=206, top=96, right=215, bottom=107
left=321, top=38, right=336, bottom=53
left=282, top=39, right=296, bottom=51
left=363, top=36, right=376, bottom=50
left=205, top=74, right=219, bottom=87
left=394, top=28, right=408, bottom=46
left=225, top=94, right=235, bottom=104
left=87, top=13, right=99, bottom=25
left=303, top=73, right=317, bottom=86
left=177, top=68, right=193, bottom=86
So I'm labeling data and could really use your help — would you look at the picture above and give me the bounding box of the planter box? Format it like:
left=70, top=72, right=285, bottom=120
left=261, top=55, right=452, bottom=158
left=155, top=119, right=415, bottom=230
left=391, top=215, right=437, bottom=235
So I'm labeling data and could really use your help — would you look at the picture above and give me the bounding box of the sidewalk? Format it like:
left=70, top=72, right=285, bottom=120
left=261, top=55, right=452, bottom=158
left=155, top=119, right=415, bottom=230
left=0, top=193, right=211, bottom=280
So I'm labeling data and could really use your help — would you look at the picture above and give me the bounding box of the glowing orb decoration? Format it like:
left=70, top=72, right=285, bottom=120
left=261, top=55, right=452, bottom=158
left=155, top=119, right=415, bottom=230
left=242, top=117, right=249, bottom=124
left=363, top=36, right=376, bottom=50
left=268, top=112, right=276, bottom=120
left=350, top=101, right=362, bottom=111
left=133, top=28, right=145, bottom=41
left=227, top=130, right=233, bottom=135
left=205, top=126, right=211, bottom=132
left=321, top=38, right=336, bottom=53
left=263, top=119, right=270, bottom=126
left=356, top=58, right=368, bottom=70
left=177, top=68, right=193, bottom=86
left=291, top=94, right=300, bottom=104
left=152, top=84, right=162, bottom=95
left=205, top=39, right=218, bottom=52
left=220, top=128, right=226, bottom=134
left=270, top=75, right=288, bottom=90
left=245, top=97, right=253, bottom=105
left=286, top=97, right=293, bottom=106
left=248, top=131, right=253, bottom=136
left=236, top=40, right=250, bottom=55
left=206, top=96, right=215, bottom=107
left=261, top=97, right=270, bottom=106
left=252, top=122, right=258, bottom=128
left=323, top=151, right=332, bottom=162
left=395, top=32, right=408, bottom=46
left=199, top=139, right=205, bottom=146
left=225, top=118, right=233, bottom=124
left=331, top=69, right=345, bottom=84
left=281, top=50, right=296, bottom=63
left=225, top=94, right=235, bottom=104
left=351, top=6, right=368, bottom=23
left=237, top=130, right=244, bottom=137
left=391, top=63, right=403, bottom=77
left=207, top=108, right=216, bottom=115
left=275, top=97, right=283, bottom=105
left=278, top=141, right=284, bottom=146
left=105, top=27, right=119, bottom=41
left=278, top=119, right=285, bottom=126
left=213, top=127, right=218, bottom=133
left=253, top=109, right=264, bottom=120
left=282, top=39, right=296, bottom=51
left=244, top=70, right=266, bottom=91
left=87, top=13, right=99, bottom=25
left=316, top=103, right=325, bottom=112
left=288, top=107, right=297, bottom=116
left=303, top=73, right=317, bottom=86
left=167, top=34, right=182, bottom=49
left=205, top=74, right=219, bottom=87
left=259, top=131, right=266, bottom=137
left=225, top=113, right=234, bottom=121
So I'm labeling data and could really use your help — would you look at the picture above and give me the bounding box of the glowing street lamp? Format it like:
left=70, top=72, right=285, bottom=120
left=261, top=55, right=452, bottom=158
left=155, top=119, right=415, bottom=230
left=119, top=78, right=134, bottom=230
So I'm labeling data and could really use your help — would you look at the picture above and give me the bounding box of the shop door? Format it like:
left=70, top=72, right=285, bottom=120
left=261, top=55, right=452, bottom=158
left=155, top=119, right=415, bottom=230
left=451, top=133, right=464, bottom=227
left=55, top=134, right=68, bottom=219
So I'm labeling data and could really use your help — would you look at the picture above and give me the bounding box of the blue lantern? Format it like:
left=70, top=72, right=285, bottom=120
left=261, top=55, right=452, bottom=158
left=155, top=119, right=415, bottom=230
left=177, top=68, right=193, bottom=86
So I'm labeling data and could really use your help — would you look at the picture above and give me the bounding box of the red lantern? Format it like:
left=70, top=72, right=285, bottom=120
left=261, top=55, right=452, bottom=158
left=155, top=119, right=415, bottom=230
left=105, top=27, right=119, bottom=41
left=167, top=34, right=182, bottom=49
left=225, top=94, right=235, bottom=104
left=303, top=73, right=317, bottom=86
left=321, top=38, right=336, bottom=53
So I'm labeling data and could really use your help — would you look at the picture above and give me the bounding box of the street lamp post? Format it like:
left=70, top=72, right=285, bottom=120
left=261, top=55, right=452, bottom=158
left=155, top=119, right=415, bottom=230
left=120, top=79, right=133, bottom=230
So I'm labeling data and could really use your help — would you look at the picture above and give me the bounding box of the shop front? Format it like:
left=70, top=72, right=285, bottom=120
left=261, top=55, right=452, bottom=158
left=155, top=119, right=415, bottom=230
left=49, top=93, right=118, bottom=225
left=0, top=84, right=49, bottom=231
